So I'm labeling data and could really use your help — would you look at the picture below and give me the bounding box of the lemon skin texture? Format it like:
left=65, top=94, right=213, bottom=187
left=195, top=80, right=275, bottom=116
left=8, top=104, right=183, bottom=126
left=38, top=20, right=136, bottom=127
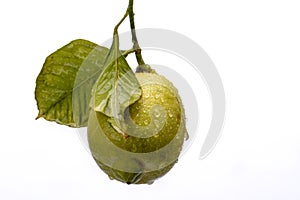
left=88, top=72, right=187, bottom=184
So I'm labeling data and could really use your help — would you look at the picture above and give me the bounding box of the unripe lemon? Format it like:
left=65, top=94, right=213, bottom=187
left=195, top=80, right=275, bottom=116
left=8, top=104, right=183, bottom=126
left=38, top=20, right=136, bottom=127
left=88, top=72, right=188, bottom=184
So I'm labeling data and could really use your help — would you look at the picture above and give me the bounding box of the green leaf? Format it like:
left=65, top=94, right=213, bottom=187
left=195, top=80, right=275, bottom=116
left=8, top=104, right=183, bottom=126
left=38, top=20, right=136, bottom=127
left=35, top=39, right=110, bottom=127
left=93, top=36, right=142, bottom=134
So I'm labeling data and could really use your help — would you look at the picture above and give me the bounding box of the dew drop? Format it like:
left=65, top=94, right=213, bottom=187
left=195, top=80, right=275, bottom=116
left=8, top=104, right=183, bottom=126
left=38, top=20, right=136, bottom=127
left=168, top=113, right=173, bottom=118
left=147, top=180, right=155, bottom=185
left=155, top=94, right=160, bottom=99
left=153, top=119, right=160, bottom=128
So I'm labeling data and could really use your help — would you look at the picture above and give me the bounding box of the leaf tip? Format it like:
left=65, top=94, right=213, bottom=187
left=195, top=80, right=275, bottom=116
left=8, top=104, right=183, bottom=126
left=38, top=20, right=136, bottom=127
left=35, top=113, right=42, bottom=120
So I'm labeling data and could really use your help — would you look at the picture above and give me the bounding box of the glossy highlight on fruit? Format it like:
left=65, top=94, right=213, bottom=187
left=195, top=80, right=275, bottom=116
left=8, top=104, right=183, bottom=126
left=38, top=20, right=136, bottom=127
left=88, top=72, right=188, bottom=184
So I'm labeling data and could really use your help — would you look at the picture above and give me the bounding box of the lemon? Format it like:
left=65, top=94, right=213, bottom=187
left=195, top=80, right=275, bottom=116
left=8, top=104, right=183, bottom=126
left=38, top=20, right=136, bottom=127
left=88, top=72, right=187, bottom=184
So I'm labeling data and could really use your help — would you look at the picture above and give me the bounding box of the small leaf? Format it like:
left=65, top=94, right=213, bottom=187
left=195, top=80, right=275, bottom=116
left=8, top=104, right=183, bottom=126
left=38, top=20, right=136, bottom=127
left=93, top=36, right=142, bottom=134
left=35, top=39, right=110, bottom=127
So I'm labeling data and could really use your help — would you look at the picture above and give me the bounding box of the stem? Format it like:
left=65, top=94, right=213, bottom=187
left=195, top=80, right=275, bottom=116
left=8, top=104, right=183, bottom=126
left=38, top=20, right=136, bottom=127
left=128, top=0, right=145, bottom=66
left=113, top=10, right=129, bottom=48
left=114, top=11, right=128, bottom=35
left=122, top=48, right=136, bottom=57
left=113, top=0, right=153, bottom=73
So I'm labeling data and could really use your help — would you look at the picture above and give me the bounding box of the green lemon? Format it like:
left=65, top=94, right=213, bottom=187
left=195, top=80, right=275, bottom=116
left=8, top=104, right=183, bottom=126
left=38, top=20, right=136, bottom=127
left=88, top=72, right=188, bottom=184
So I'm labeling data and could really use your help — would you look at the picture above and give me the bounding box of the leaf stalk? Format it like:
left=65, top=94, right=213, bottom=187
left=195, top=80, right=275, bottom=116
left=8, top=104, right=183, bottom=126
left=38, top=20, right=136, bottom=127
left=113, top=0, right=152, bottom=72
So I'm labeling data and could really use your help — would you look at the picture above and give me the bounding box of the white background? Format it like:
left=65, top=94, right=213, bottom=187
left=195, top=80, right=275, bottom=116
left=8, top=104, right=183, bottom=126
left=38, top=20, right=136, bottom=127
left=1, top=0, right=300, bottom=199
